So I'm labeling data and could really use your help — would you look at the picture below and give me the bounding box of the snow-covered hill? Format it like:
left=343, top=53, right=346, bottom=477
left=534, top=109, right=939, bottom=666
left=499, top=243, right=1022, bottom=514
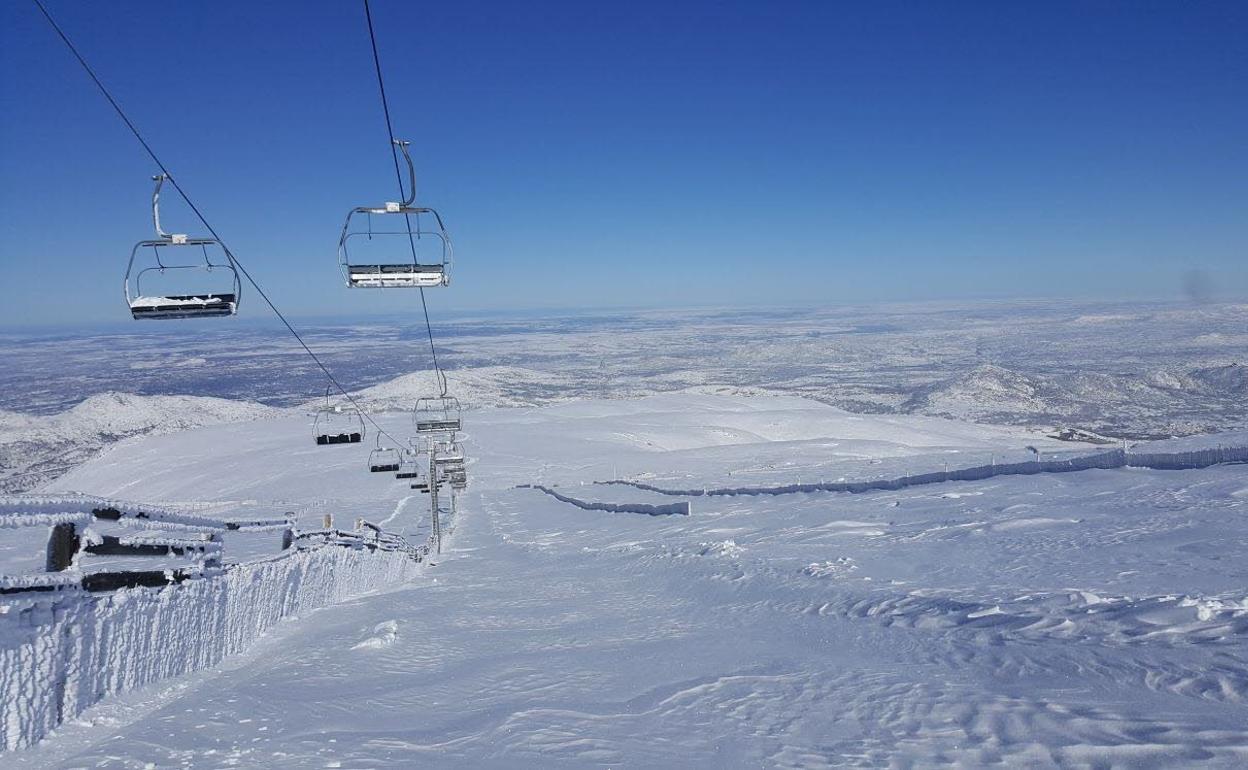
left=0, top=393, right=282, bottom=493
left=908, top=361, right=1248, bottom=436
left=15, top=393, right=1247, bottom=767
left=331, top=365, right=580, bottom=412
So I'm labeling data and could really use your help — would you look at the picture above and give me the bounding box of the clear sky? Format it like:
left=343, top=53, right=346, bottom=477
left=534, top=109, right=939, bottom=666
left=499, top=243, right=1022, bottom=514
left=1, top=0, right=1245, bottom=326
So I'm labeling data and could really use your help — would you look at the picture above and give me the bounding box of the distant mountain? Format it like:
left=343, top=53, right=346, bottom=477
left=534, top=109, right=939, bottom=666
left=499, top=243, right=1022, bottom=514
left=904, top=365, right=1045, bottom=421
left=1188, top=363, right=1248, bottom=395
left=0, top=393, right=282, bottom=493
left=905, top=362, right=1246, bottom=438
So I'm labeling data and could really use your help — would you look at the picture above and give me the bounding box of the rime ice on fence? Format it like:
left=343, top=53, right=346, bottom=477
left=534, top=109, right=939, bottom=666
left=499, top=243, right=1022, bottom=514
left=522, top=484, right=691, bottom=516
left=0, top=495, right=433, bottom=752
left=597, top=442, right=1248, bottom=499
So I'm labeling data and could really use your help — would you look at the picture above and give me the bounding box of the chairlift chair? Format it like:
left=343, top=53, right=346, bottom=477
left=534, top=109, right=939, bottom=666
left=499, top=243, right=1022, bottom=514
left=433, top=440, right=465, bottom=466
left=339, top=140, right=452, bottom=289
left=367, top=438, right=401, bottom=473
left=414, top=395, right=462, bottom=435
left=395, top=450, right=422, bottom=479
left=313, top=386, right=365, bottom=445
left=125, top=174, right=241, bottom=320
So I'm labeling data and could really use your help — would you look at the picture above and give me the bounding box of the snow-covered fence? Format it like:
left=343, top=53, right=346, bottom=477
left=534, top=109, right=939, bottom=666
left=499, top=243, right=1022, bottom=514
left=1125, top=444, right=1248, bottom=470
left=0, top=496, right=429, bottom=752
left=600, top=442, right=1246, bottom=499
left=522, top=485, right=691, bottom=516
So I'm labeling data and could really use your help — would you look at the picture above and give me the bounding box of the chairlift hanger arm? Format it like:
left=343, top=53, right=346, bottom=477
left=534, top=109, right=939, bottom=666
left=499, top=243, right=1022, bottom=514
left=151, top=173, right=172, bottom=239
left=394, top=139, right=416, bottom=207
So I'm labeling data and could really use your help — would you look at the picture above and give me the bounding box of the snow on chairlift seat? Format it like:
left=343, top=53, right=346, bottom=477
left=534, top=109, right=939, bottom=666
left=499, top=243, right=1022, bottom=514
left=338, top=140, right=453, bottom=290
left=129, top=293, right=237, bottom=320
left=347, top=263, right=447, bottom=289
left=125, top=175, right=241, bottom=321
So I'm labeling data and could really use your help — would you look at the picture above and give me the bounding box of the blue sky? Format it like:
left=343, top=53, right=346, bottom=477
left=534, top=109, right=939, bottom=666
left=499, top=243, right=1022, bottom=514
left=1, top=0, right=1245, bottom=326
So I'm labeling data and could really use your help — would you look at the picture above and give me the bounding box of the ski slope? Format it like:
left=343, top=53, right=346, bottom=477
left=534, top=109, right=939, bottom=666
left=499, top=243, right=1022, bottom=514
left=18, top=393, right=1248, bottom=768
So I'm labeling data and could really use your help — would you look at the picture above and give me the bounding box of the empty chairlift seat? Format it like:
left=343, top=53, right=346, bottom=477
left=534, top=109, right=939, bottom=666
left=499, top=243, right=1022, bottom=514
left=125, top=174, right=241, bottom=321
left=395, top=451, right=422, bottom=479
left=433, top=440, right=465, bottom=466
left=313, top=400, right=365, bottom=446
left=414, top=396, right=462, bottom=435
left=338, top=140, right=453, bottom=290
left=368, top=446, right=401, bottom=473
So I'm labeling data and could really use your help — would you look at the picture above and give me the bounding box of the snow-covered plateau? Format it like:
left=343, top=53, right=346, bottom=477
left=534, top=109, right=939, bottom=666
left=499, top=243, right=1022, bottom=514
left=4, top=391, right=1247, bottom=768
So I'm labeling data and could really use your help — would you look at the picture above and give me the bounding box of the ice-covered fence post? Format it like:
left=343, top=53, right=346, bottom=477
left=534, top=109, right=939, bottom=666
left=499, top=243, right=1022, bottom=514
left=205, top=532, right=223, bottom=568
left=323, top=513, right=333, bottom=530
left=45, top=522, right=79, bottom=572
left=430, top=445, right=441, bottom=554
left=281, top=527, right=294, bottom=551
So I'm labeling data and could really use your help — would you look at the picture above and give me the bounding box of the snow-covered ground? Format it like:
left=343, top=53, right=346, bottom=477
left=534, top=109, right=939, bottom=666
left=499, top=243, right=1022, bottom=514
left=3, top=301, right=1244, bottom=495
left=10, top=393, right=1247, bottom=767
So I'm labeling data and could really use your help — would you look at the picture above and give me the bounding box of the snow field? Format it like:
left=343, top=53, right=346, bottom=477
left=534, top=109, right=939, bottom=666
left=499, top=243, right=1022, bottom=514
left=8, top=393, right=1248, bottom=767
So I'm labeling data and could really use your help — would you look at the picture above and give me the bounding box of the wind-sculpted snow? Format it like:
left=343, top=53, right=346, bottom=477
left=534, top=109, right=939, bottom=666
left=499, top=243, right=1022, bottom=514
left=0, top=538, right=421, bottom=751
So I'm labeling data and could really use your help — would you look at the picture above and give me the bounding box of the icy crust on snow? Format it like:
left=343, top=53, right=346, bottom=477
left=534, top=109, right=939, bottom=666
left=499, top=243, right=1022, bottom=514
left=0, top=541, right=420, bottom=751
